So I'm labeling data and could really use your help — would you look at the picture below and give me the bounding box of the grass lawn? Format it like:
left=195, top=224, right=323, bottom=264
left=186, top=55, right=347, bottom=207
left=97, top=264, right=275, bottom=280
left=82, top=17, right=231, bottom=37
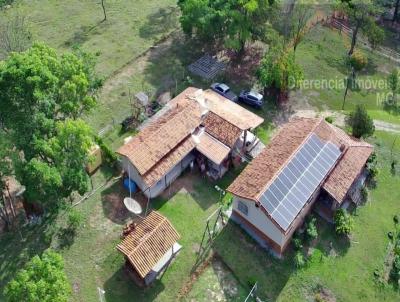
left=1, top=0, right=182, bottom=133
left=1, top=0, right=178, bottom=78
left=212, top=130, right=400, bottom=302
left=0, top=167, right=244, bottom=302
left=295, top=25, right=400, bottom=125
left=184, top=257, right=248, bottom=302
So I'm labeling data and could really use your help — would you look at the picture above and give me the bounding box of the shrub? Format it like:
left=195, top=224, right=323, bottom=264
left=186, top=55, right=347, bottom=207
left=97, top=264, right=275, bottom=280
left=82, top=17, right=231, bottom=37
left=67, top=208, right=83, bottom=230
left=324, top=116, right=334, bottom=124
left=294, top=251, right=306, bottom=268
left=367, top=152, right=377, bottom=164
left=293, top=237, right=303, bottom=251
left=94, top=136, right=117, bottom=166
left=394, top=215, right=399, bottom=225
left=334, top=209, right=354, bottom=235
left=360, top=187, right=368, bottom=203
left=346, top=105, right=375, bottom=139
left=306, top=217, right=318, bottom=241
left=349, top=50, right=368, bottom=71
left=247, top=276, right=257, bottom=288
left=367, top=163, right=379, bottom=180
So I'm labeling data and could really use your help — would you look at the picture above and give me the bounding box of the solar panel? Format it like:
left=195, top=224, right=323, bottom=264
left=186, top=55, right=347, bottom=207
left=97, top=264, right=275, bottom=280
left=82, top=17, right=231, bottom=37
left=259, top=134, right=341, bottom=231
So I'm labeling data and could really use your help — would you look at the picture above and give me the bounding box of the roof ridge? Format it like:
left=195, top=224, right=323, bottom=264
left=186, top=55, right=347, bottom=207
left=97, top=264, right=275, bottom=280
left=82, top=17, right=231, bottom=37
left=146, top=101, right=198, bottom=144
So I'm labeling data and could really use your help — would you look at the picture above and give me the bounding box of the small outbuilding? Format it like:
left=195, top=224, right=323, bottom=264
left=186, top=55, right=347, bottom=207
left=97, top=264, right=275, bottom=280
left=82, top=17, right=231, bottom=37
left=117, top=211, right=181, bottom=286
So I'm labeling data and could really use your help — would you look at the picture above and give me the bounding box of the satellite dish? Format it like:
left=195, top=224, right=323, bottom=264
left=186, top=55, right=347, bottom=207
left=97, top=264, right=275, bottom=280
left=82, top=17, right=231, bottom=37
left=124, top=197, right=143, bottom=215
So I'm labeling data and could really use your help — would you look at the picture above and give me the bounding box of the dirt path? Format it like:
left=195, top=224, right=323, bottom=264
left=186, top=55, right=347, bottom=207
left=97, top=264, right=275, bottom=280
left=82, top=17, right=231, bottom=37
left=291, top=109, right=400, bottom=134
left=374, top=120, right=400, bottom=134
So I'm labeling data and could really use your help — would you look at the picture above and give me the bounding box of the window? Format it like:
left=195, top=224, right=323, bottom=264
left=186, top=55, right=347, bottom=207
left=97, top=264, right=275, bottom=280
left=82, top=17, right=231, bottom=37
left=238, top=200, right=248, bottom=216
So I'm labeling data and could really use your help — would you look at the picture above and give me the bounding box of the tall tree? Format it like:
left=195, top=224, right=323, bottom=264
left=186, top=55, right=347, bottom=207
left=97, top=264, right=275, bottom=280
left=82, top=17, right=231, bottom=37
left=178, top=0, right=274, bottom=54
left=289, top=1, right=313, bottom=54
left=4, top=250, right=71, bottom=302
left=257, top=40, right=304, bottom=99
left=387, top=68, right=399, bottom=104
left=346, top=104, right=375, bottom=138
left=0, top=43, right=97, bottom=208
left=338, top=0, right=382, bottom=56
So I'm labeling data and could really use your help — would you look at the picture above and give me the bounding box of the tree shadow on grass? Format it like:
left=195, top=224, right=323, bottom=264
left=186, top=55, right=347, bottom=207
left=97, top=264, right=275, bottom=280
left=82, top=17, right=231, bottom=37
left=0, top=217, right=54, bottom=299
left=101, top=182, right=132, bottom=225
left=57, top=227, right=77, bottom=250
left=212, top=222, right=294, bottom=302
left=139, top=6, right=180, bottom=40
left=142, top=33, right=206, bottom=97
left=103, top=266, right=165, bottom=302
left=315, top=219, right=351, bottom=258
left=211, top=256, right=249, bottom=301
left=63, top=21, right=107, bottom=47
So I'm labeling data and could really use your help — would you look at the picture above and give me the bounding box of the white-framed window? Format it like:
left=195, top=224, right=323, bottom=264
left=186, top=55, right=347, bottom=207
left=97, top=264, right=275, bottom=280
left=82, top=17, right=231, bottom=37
left=238, top=200, right=248, bottom=216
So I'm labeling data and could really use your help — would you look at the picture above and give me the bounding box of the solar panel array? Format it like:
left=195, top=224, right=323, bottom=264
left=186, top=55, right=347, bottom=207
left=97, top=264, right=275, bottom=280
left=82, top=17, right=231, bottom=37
left=259, top=134, right=341, bottom=231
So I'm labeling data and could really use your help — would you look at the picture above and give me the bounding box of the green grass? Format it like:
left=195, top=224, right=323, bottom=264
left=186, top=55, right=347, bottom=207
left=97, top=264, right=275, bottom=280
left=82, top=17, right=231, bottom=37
left=1, top=0, right=178, bottom=78
left=85, top=32, right=205, bottom=132
left=213, top=131, right=400, bottom=302
left=184, top=257, right=248, bottom=302
left=0, top=168, right=238, bottom=301
left=296, top=25, right=400, bottom=125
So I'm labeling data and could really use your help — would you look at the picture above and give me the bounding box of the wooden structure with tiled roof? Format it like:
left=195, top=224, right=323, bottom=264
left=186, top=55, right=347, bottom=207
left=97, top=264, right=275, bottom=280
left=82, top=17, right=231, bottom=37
left=117, top=211, right=180, bottom=285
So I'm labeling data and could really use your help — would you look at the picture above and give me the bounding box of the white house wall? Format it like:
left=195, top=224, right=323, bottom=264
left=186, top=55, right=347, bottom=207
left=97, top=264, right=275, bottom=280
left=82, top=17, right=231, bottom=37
left=120, top=153, right=195, bottom=199
left=121, top=156, right=147, bottom=190
left=233, top=196, right=285, bottom=246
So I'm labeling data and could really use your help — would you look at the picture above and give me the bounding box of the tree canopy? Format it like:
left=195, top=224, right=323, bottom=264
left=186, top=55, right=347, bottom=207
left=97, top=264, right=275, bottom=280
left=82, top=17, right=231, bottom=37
left=4, top=250, right=71, bottom=302
left=387, top=68, right=399, bottom=103
left=257, top=43, right=304, bottom=94
left=0, top=43, right=98, bottom=207
left=178, top=0, right=275, bottom=52
left=334, top=208, right=354, bottom=235
left=337, top=0, right=384, bottom=55
left=346, top=104, right=375, bottom=138
left=287, top=2, right=312, bottom=53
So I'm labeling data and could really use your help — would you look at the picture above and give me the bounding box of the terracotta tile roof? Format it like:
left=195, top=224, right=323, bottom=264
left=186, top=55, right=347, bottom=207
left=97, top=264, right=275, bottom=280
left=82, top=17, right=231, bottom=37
left=117, top=87, right=264, bottom=184
left=116, top=92, right=202, bottom=175
left=142, top=136, right=196, bottom=187
left=117, top=211, right=180, bottom=279
left=202, top=89, right=264, bottom=130
left=203, top=112, right=242, bottom=148
left=322, top=126, right=373, bottom=203
left=195, top=132, right=231, bottom=165
left=227, top=118, right=320, bottom=200
left=227, top=117, right=373, bottom=205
